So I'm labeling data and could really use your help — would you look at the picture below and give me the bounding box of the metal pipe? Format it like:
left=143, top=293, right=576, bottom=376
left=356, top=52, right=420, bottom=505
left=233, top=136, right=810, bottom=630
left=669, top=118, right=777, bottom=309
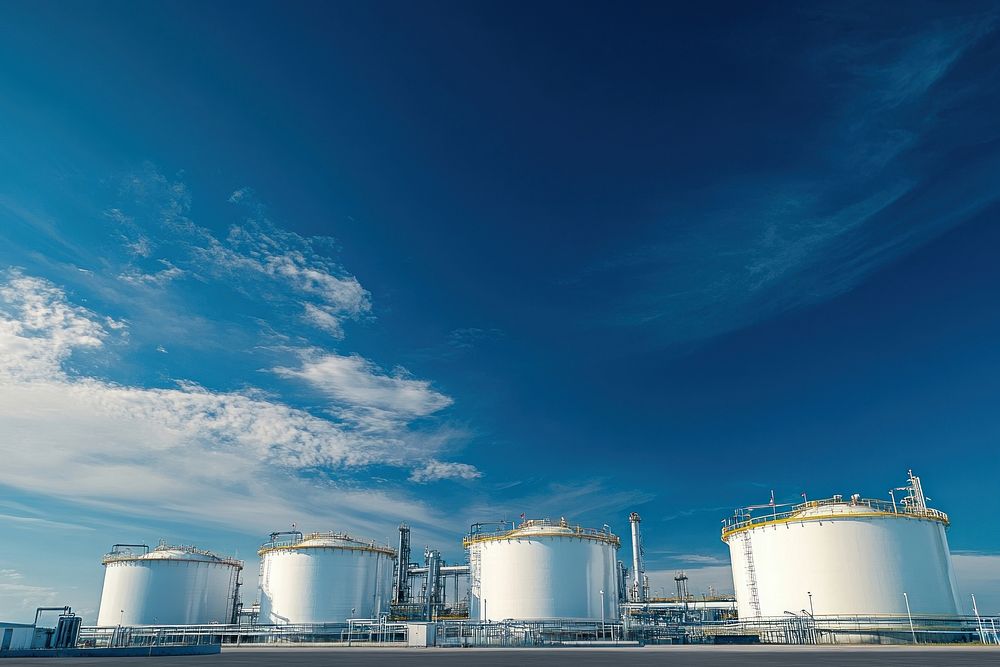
left=110, top=544, right=149, bottom=555
left=423, top=548, right=442, bottom=620
left=34, top=606, right=72, bottom=627
left=394, top=525, right=410, bottom=604
left=404, top=564, right=467, bottom=576
left=267, top=531, right=303, bottom=544
left=629, top=513, right=644, bottom=602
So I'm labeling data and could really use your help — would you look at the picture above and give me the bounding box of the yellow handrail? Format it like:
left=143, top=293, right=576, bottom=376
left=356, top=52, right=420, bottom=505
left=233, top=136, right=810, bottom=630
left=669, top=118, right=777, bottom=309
left=721, top=496, right=949, bottom=541
left=464, top=519, right=620, bottom=548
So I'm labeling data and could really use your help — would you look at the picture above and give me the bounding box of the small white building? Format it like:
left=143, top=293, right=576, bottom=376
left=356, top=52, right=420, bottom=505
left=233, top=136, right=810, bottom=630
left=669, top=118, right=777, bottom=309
left=0, top=622, right=35, bottom=652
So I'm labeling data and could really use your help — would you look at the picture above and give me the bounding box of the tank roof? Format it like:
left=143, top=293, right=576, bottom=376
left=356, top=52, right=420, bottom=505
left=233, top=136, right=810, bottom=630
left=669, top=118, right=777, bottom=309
left=464, top=517, right=621, bottom=548
left=257, top=531, right=396, bottom=557
left=721, top=470, right=949, bottom=541
left=102, top=543, right=242, bottom=568
left=721, top=496, right=949, bottom=541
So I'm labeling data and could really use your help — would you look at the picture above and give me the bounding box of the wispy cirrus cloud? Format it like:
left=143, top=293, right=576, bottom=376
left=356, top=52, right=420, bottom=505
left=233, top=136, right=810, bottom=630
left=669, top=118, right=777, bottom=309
left=274, top=350, right=453, bottom=422
left=0, top=266, right=474, bottom=538
left=410, top=461, right=483, bottom=483
left=0, top=568, right=60, bottom=620
left=0, top=163, right=485, bottom=558
left=0, top=271, right=112, bottom=380
left=118, top=259, right=186, bottom=287
left=571, top=14, right=999, bottom=344
left=302, top=301, right=348, bottom=337
left=0, top=513, right=96, bottom=532
left=109, top=168, right=371, bottom=337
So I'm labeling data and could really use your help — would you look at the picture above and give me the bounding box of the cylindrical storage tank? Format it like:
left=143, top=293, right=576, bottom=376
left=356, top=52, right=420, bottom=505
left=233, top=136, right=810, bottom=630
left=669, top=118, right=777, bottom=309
left=258, top=531, right=396, bottom=624
left=97, top=544, right=242, bottom=626
left=722, top=473, right=960, bottom=619
left=466, top=518, right=620, bottom=621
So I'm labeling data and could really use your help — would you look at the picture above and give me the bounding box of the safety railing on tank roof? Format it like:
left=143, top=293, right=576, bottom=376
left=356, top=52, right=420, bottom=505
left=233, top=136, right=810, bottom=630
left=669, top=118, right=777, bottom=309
left=258, top=532, right=395, bottom=555
left=720, top=496, right=950, bottom=539
left=101, top=544, right=243, bottom=568
left=463, top=518, right=621, bottom=548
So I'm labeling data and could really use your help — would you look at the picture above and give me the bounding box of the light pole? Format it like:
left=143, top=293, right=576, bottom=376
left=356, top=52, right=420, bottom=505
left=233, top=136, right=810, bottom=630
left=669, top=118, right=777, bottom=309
left=801, top=609, right=816, bottom=645
left=903, top=592, right=917, bottom=644
left=807, top=591, right=814, bottom=617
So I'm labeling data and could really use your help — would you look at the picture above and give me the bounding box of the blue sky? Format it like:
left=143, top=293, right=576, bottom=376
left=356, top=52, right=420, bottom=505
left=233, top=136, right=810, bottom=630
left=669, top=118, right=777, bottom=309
left=1, top=1, right=999, bottom=621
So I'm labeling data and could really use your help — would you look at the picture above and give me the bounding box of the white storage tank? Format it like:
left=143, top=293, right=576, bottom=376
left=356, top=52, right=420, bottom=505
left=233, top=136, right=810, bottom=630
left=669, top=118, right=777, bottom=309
left=97, top=543, right=242, bottom=626
left=466, top=518, right=620, bottom=621
left=258, top=531, right=395, bottom=624
left=722, top=471, right=961, bottom=619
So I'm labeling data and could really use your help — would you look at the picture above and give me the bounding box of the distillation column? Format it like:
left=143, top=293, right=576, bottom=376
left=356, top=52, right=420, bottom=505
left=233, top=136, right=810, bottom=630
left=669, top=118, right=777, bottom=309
left=629, top=512, right=645, bottom=602
left=393, top=524, right=411, bottom=604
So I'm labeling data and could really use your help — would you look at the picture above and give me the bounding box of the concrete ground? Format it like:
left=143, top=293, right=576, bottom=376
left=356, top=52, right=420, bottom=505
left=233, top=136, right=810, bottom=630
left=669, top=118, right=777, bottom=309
left=2, top=645, right=999, bottom=666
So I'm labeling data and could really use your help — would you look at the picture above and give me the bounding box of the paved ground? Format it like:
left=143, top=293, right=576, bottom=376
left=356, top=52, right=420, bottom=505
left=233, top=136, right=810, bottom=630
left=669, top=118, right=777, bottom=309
left=3, top=646, right=999, bottom=666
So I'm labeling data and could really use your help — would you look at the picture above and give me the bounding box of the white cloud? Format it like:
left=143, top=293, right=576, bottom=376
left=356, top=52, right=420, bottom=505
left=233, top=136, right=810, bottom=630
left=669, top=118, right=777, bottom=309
left=0, top=271, right=108, bottom=380
left=668, top=553, right=729, bottom=565
left=207, top=188, right=371, bottom=320
left=115, top=168, right=371, bottom=326
left=0, top=513, right=95, bottom=532
left=202, top=228, right=371, bottom=319
left=118, top=259, right=185, bottom=287
left=0, top=271, right=475, bottom=539
left=302, top=302, right=345, bottom=338
left=410, top=461, right=483, bottom=483
left=274, top=350, right=453, bottom=422
left=572, top=17, right=999, bottom=344
left=106, top=207, right=153, bottom=258
left=0, top=568, right=60, bottom=622
left=228, top=188, right=249, bottom=204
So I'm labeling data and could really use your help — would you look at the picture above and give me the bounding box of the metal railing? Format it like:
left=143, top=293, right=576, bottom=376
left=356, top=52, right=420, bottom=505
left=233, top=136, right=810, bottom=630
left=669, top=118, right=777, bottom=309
left=464, top=519, right=621, bottom=548
left=722, top=496, right=950, bottom=539
left=79, top=620, right=410, bottom=647
left=434, top=620, right=632, bottom=647
left=101, top=544, right=243, bottom=568
left=77, top=612, right=1000, bottom=648
left=694, top=613, right=998, bottom=645
left=257, top=532, right=396, bottom=557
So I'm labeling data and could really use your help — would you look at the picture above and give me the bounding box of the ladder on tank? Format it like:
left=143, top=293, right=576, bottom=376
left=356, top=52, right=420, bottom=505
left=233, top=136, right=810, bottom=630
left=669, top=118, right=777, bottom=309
left=468, top=544, right=481, bottom=617
left=742, top=532, right=762, bottom=617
